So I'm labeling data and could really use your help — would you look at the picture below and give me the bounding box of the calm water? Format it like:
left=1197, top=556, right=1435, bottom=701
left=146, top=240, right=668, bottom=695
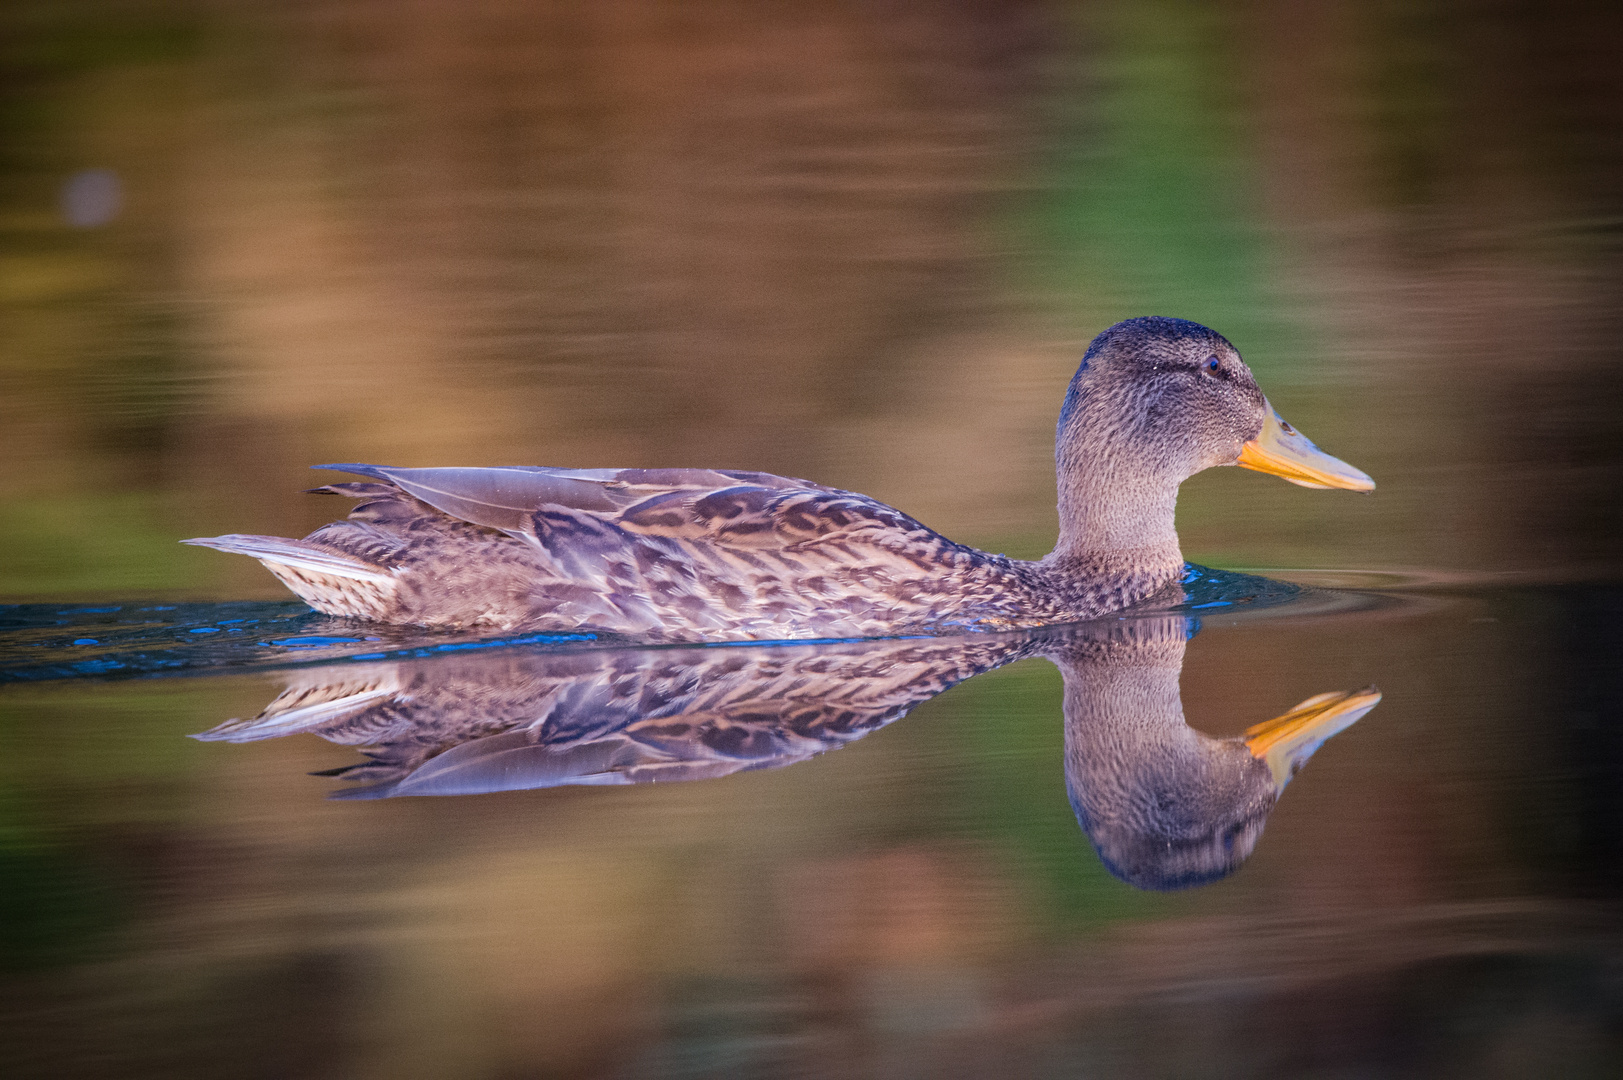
left=4, top=0, right=1623, bottom=1076
left=4, top=575, right=1622, bottom=1077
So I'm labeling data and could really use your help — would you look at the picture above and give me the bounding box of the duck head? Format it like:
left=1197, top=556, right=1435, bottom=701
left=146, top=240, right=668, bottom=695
left=1051, top=617, right=1381, bottom=891
left=1052, top=317, right=1373, bottom=567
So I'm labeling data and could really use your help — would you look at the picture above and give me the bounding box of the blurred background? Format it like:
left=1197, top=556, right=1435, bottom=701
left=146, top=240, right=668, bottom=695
left=4, top=0, right=1620, bottom=598
left=3, top=1, right=1623, bottom=1077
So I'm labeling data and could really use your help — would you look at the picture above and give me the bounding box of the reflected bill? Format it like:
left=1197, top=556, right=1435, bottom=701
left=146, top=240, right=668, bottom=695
left=200, top=619, right=1378, bottom=891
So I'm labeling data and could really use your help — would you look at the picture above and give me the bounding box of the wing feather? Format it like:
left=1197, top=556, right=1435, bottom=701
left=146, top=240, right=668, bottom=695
left=315, top=463, right=836, bottom=534
left=315, top=463, right=922, bottom=554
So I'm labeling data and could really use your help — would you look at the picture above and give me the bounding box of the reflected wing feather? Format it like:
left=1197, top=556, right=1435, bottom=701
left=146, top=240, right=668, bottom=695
left=208, top=636, right=1039, bottom=796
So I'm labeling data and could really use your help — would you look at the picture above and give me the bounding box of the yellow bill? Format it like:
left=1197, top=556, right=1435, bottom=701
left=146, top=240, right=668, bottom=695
left=1237, top=401, right=1375, bottom=491
left=1243, top=686, right=1382, bottom=790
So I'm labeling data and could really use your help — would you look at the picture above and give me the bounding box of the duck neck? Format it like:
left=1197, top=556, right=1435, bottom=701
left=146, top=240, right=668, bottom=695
left=1054, top=623, right=1189, bottom=749
left=1047, top=457, right=1184, bottom=579
left=1053, top=621, right=1199, bottom=830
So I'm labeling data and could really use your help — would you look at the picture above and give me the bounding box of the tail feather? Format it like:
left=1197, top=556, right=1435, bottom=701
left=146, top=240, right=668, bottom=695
left=183, top=533, right=398, bottom=617
left=182, top=534, right=395, bottom=583
left=195, top=668, right=405, bottom=742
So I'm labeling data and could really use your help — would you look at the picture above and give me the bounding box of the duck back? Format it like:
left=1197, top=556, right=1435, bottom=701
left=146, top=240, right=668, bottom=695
left=188, top=464, right=1095, bottom=639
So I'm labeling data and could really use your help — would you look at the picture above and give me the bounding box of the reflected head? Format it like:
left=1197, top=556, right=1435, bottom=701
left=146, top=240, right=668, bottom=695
left=1077, top=789, right=1275, bottom=892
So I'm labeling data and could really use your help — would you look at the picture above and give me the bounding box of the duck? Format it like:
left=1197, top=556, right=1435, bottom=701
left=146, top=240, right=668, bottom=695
left=1055, top=616, right=1380, bottom=890
left=185, top=317, right=1374, bottom=641
left=196, top=632, right=1040, bottom=796
left=197, top=617, right=1379, bottom=892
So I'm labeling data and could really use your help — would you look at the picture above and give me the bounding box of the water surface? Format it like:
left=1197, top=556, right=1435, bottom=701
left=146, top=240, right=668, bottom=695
left=5, top=575, right=1622, bottom=1077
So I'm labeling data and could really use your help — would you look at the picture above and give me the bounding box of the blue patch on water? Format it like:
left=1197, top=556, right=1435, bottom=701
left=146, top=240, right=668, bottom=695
left=72, top=638, right=98, bottom=645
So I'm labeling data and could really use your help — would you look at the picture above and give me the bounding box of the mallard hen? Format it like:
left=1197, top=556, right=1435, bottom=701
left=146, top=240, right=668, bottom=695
left=185, top=317, right=1372, bottom=640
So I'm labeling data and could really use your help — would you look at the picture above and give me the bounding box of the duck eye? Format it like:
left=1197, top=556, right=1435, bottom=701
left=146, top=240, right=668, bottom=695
left=1203, top=356, right=1221, bottom=374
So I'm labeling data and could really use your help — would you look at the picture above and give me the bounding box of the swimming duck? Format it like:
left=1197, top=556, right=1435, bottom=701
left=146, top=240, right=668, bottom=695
left=185, top=317, right=1373, bottom=640
left=198, top=618, right=1379, bottom=891
left=197, top=633, right=1037, bottom=796
left=1056, top=616, right=1379, bottom=890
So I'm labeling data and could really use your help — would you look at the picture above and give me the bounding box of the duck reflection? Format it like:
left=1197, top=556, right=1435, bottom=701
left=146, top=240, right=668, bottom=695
left=1054, top=619, right=1378, bottom=889
left=199, top=617, right=1377, bottom=890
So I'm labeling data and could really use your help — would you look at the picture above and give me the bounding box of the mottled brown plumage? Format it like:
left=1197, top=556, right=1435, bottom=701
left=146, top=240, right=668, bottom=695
left=199, top=634, right=1043, bottom=794
left=198, top=618, right=1378, bottom=889
left=185, top=318, right=1372, bottom=641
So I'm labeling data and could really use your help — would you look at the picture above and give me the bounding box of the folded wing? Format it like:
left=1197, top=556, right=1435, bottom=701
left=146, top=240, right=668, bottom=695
left=316, top=463, right=840, bottom=535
